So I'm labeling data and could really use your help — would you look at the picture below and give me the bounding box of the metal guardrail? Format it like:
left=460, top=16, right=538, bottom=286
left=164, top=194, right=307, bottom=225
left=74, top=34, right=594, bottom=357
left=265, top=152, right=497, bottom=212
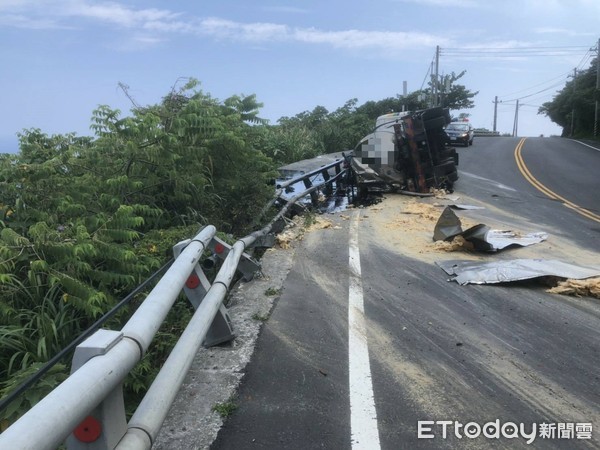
left=473, top=130, right=500, bottom=137
left=0, top=156, right=350, bottom=450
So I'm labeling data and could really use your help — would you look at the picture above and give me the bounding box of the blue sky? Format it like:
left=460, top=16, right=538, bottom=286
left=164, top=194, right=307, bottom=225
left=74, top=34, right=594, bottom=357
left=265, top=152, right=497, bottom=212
left=1, top=0, right=599, bottom=154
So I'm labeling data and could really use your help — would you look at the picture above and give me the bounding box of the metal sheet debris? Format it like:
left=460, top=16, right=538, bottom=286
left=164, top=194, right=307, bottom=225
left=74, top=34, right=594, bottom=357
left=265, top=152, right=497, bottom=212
left=436, top=259, right=600, bottom=285
left=433, top=206, right=466, bottom=241
left=449, top=204, right=486, bottom=210
left=483, top=230, right=548, bottom=251
left=433, top=206, right=548, bottom=252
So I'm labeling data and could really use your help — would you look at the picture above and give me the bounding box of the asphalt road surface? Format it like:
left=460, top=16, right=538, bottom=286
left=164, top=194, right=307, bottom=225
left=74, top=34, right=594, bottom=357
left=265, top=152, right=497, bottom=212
left=211, top=137, right=600, bottom=450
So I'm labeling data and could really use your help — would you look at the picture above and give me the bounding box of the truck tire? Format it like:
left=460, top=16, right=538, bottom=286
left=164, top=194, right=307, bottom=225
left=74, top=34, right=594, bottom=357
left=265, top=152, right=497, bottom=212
left=423, top=116, right=446, bottom=131
left=433, top=160, right=457, bottom=178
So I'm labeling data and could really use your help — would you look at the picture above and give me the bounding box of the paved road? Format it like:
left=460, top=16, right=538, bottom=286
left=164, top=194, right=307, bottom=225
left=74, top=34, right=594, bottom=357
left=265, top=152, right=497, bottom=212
left=458, top=136, right=600, bottom=251
left=211, top=137, right=600, bottom=449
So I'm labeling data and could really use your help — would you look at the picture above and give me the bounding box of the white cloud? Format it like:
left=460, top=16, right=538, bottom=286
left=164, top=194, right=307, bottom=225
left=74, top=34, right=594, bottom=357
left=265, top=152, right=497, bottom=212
left=261, top=6, right=309, bottom=14
left=115, top=34, right=167, bottom=51
left=389, top=0, right=479, bottom=6
left=292, top=28, right=444, bottom=50
left=0, top=1, right=449, bottom=53
left=534, top=27, right=596, bottom=37
left=62, top=1, right=181, bottom=28
left=0, top=0, right=41, bottom=12
left=198, top=17, right=289, bottom=42
left=193, top=18, right=448, bottom=52
left=0, top=13, right=65, bottom=29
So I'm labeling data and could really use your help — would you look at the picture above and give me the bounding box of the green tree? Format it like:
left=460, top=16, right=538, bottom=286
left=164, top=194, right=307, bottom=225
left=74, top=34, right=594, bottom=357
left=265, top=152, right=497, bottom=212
left=0, top=78, right=278, bottom=424
left=434, top=71, right=478, bottom=110
left=538, top=56, right=599, bottom=137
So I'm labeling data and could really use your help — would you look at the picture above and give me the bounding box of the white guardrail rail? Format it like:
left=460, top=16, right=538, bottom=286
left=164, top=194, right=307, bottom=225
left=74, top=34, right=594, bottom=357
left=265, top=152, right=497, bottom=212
left=0, top=155, right=350, bottom=450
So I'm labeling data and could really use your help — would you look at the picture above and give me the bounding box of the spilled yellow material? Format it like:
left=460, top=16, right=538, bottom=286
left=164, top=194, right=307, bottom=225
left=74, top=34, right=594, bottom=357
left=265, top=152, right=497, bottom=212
left=547, top=277, right=600, bottom=299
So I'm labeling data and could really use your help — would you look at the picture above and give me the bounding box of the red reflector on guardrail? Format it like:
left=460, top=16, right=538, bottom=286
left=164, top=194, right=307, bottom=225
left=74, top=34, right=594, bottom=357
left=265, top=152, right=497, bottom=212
left=186, top=273, right=200, bottom=289
left=214, top=243, right=225, bottom=254
left=73, top=415, right=102, bottom=443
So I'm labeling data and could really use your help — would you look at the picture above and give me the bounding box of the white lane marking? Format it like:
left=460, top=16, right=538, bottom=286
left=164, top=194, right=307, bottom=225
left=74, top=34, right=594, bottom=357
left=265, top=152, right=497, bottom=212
left=460, top=171, right=517, bottom=192
left=348, top=211, right=381, bottom=449
left=571, top=139, right=600, bottom=152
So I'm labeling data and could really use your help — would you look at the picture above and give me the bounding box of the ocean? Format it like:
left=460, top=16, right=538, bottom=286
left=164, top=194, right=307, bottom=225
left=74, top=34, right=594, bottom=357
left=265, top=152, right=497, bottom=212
left=0, top=135, right=19, bottom=155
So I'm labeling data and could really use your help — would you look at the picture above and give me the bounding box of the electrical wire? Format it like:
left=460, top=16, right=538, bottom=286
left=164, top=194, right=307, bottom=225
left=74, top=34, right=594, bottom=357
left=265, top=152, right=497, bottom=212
left=419, top=55, right=434, bottom=91
left=499, top=79, right=568, bottom=103
left=439, top=41, right=596, bottom=109
left=441, top=45, right=589, bottom=55
left=498, top=70, right=572, bottom=98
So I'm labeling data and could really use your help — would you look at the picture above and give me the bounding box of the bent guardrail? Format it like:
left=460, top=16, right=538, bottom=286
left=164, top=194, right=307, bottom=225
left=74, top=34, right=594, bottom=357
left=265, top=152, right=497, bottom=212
left=0, top=158, right=350, bottom=450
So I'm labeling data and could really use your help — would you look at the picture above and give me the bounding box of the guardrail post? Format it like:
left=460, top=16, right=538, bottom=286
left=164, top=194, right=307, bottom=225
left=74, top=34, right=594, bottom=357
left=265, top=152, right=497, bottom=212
left=302, top=178, right=320, bottom=206
left=333, top=161, right=342, bottom=192
left=206, top=236, right=260, bottom=281
left=173, top=239, right=236, bottom=347
left=321, top=168, right=333, bottom=196
left=66, top=330, right=127, bottom=450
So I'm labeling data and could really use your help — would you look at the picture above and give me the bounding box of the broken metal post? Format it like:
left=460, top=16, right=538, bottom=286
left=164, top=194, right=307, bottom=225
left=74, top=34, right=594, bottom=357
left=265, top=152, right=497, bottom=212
left=302, top=177, right=320, bottom=206
left=321, top=167, right=333, bottom=196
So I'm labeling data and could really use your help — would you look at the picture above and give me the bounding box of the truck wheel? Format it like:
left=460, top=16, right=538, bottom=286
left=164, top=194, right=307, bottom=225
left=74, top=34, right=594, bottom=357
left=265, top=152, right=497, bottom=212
left=433, top=161, right=456, bottom=178
left=423, top=116, right=446, bottom=131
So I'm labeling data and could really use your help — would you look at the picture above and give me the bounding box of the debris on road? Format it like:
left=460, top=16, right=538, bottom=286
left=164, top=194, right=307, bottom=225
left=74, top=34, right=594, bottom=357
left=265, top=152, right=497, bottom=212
left=432, top=189, right=460, bottom=201
left=433, top=206, right=548, bottom=252
left=275, top=231, right=294, bottom=249
left=547, top=277, right=600, bottom=299
left=307, top=217, right=334, bottom=231
left=448, top=204, right=486, bottom=210
left=433, top=236, right=475, bottom=253
left=402, top=200, right=441, bottom=221
left=436, top=259, right=600, bottom=286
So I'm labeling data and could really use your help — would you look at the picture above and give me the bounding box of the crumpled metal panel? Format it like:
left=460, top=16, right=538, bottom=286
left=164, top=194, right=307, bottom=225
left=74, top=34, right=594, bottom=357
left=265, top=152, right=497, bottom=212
left=449, top=204, right=485, bottom=210
left=436, top=259, right=600, bottom=285
left=484, top=230, right=548, bottom=251
left=433, top=206, right=466, bottom=241
left=433, top=206, right=547, bottom=252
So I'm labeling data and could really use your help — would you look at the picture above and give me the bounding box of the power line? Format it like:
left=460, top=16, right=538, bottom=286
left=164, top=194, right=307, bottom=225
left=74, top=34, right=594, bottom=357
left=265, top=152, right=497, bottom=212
left=576, top=50, right=595, bottom=71
left=419, top=58, right=432, bottom=91
left=442, top=45, right=589, bottom=52
left=498, top=70, right=572, bottom=97
left=499, top=79, right=568, bottom=103
left=441, top=45, right=591, bottom=60
left=495, top=46, right=596, bottom=103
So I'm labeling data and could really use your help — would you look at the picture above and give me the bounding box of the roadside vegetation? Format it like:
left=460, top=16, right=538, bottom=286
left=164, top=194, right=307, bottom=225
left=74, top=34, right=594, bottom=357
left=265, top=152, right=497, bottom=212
left=539, top=56, right=600, bottom=138
left=0, top=74, right=479, bottom=425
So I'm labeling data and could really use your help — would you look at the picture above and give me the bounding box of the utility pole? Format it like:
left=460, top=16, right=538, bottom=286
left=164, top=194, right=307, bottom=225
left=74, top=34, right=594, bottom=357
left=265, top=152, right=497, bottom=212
left=570, top=68, right=577, bottom=137
left=434, top=45, right=440, bottom=106
left=430, top=60, right=435, bottom=108
left=513, top=99, right=519, bottom=137
left=493, top=96, right=498, bottom=134
left=595, top=38, right=599, bottom=137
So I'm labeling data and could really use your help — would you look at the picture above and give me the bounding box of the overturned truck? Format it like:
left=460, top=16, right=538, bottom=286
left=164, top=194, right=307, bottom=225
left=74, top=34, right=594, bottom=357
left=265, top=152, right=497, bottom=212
left=351, top=107, right=458, bottom=194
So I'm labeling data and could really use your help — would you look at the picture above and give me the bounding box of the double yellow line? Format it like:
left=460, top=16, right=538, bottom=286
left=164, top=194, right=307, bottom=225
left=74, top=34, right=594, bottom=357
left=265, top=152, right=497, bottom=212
left=514, top=137, right=600, bottom=223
